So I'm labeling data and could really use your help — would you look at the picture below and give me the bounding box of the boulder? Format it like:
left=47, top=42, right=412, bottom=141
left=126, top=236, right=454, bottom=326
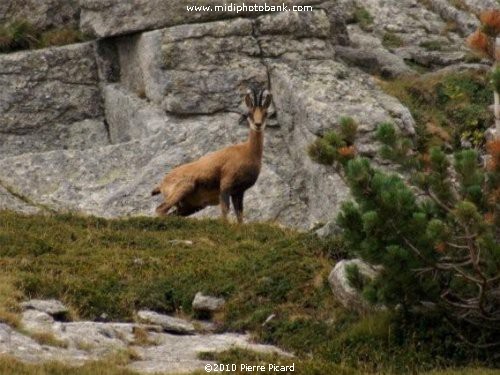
left=21, top=299, right=69, bottom=317
left=0, top=43, right=107, bottom=157
left=79, top=0, right=324, bottom=38
left=137, top=310, right=195, bottom=335
left=315, top=219, right=343, bottom=238
left=192, top=293, right=225, bottom=313
left=328, top=259, right=382, bottom=312
left=21, top=310, right=55, bottom=334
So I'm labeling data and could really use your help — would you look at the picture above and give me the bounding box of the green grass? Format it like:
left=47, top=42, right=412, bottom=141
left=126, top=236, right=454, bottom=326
left=0, top=20, right=87, bottom=53
left=0, top=210, right=335, bottom=325
left=382, top=32, right=405, bottom=49
left=0, top=355, right=140, bottom=375
left=0, top=211, right=497, bottom=374
left=420, top=40, right=446, bottom=51
left=353, top=7, right=374, bottom=31
left=380, top=69, right=493, bottom=150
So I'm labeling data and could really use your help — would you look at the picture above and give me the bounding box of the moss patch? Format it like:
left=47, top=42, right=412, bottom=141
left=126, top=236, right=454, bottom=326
left=0, top=20, right=87, bottom=53
left=379, top=69, right=493, bottom=150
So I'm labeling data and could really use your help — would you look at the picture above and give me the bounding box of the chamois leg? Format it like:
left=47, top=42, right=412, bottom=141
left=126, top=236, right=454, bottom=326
left=220, top=190, right=231, bottom=222
left=231, top=192, right=244, bottom=224
left=155, top=182, right=194, bottom=216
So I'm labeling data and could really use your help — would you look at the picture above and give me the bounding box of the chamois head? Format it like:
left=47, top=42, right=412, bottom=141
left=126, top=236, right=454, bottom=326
left=245, top=88, right=272, bottom=132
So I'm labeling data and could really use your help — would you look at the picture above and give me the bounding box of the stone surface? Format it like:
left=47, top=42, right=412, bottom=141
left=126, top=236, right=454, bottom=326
left=336, top=45, right=414, bottom=78
left=10, top=300, right=290, bottom=373
left=339, top=0, right=475, bottom=74
left=130, top=332, right=291, bottom=374
left=0, top=42, right=107, bottom=157
left=79, top=0, right=324, bottom=38
left=21, top=310, right=55, bottom=334
left=0, top=185, right=40, bottom=214
left=0, top=323, right=91, bottom=365
left=426, top=0, right=478, bottom=35
left=0, top=0, right=80, bottom=31
left=104, top=84, right=168, bottom=143
left=116, top=18, right=267, bottom=114
left=0, top=10, right=416, bottom=228
left=192, top=293, right=226, bottom=312
left=137, top=311, right=195, bottom=335
left=21, top=299, right=69, bottom=317
left=328, top=259, right=382, bottom=312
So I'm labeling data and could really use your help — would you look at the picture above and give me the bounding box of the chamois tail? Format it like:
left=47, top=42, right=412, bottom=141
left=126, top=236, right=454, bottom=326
left=151, top=186, right=161, bottom=196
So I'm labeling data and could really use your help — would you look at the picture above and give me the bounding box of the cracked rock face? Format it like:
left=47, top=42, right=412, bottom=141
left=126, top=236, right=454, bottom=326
left=0, top=43, right=108, bottom=157
left=0, top=8, right=417, bottom=229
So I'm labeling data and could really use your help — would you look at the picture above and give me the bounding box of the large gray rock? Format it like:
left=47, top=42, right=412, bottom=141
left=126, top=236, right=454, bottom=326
left=21, top=310, right=55, bottom=334
left=21, top=299, right=69, bottom=317
left=328, top=259, right=382, bottom=312
left=0, top=43, right=108, bottom=157
left=79, top=0, right=324, bottom=38
left=0, top=0, right=80, bottom=31
left=137, top=311, right=195, bottom=335
left=192, top=293, right=226, bottom=313
left=0, top=112, right=309, bottom=227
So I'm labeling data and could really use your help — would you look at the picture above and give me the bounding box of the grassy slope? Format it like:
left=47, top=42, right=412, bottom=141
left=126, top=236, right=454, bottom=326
left=0, top=211, right=498, bottom=374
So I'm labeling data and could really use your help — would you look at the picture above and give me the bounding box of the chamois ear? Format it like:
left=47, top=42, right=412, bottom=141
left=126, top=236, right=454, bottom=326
left=262, top=92, right=272, bottom=109
left=245, top=92, right=254, bottom=109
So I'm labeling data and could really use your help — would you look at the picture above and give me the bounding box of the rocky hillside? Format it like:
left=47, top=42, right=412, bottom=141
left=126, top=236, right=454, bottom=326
left=0, top=0, right=496, bottom=228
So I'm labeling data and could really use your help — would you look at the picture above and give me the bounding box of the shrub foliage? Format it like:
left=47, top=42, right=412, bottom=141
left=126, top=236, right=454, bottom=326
left=309, top=118, right=500, bottom=347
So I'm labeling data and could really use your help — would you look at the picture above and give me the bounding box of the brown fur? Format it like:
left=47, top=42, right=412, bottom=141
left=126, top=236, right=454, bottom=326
left=152, top=90, right=272, bottom=223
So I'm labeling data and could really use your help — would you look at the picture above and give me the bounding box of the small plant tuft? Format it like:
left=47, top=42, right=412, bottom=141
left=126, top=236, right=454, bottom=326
left=382, top=32, right=405, bottom=49
left=353, top=7, right=374, bottom=31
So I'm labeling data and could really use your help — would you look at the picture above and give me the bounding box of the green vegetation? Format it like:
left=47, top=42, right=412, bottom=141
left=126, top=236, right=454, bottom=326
left=380, top=70, right=493, bottom=149
left=0, top=355, right=139, bottom=375
left=352, top=7, right=374, bottom=31
left=2, top=210, right=500, bottom=373
left=2, top=351, right=497, bottom=375
left=420, top=40, right=446, bottom=51
left=309, top=117, right=500, bottom=366
left=1, top=211, right=498, bottom=373
left=0, top=212, right=334, bottom=323
left=383, top=32, right=405, bottom=49
left=0, top=20, right=86, bottom=53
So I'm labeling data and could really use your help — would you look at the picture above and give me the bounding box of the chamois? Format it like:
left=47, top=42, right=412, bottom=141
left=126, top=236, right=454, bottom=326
left=151, top=88, right=272, bottom=223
